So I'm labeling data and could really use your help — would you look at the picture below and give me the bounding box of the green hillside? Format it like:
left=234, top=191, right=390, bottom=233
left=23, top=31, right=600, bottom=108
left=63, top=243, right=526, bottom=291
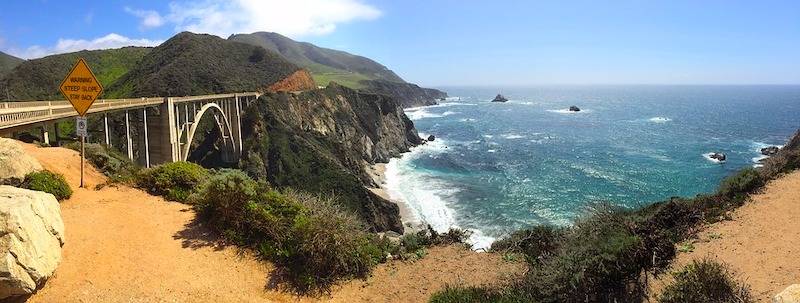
left=106, top=32, right=303, bottom=98
left=0, top=51, right=24, bottom=80
left=0, top=47, right=150, bottom=101
left=229, top=32, right=405, bottom=88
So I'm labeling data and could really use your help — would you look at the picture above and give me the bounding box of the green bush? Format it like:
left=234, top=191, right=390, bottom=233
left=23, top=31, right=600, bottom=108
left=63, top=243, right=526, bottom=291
left=138, top=161, right=209, bottom=202
left=190, top=169, right=386, bottom=292
left=22, top=170, right=73, bottom=201
left=429, top=285, right=509, bottom=303
left=658, top=258, right=752, bottom=303
left=717, top=168, right=765, bottom=199
left=491, top=226, right=564, bottom=266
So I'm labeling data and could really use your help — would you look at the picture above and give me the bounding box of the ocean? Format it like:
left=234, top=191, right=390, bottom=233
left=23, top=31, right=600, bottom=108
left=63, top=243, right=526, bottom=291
left=383, top=85, right=800, bottom=249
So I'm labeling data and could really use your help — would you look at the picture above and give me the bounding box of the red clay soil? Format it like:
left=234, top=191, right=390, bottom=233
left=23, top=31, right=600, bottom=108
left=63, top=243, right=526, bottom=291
left=18, top=143, right=525, bottom=302
left=650, top=170, right=800, bottom=302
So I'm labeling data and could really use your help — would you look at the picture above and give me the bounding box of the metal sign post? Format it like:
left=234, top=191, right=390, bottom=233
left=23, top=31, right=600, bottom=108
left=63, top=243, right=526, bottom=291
left=60, top=58, right=103, bottom=188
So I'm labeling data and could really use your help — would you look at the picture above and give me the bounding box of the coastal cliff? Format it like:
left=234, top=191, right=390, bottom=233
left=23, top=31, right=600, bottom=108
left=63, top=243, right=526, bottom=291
left=359, top=79, right=448, bottom=108
left=237, top=83, right=422, bottom=232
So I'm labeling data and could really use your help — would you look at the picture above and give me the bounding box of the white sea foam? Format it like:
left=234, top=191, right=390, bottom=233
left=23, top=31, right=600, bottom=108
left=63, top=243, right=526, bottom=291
left=547, top=108, right=589, bottom=114
left=487, top=149, right=497, bottom=153
left=502, top=134, right=525, bottom=139
left=442, top=111, right=458, bottom=116
left=405, top=108, right=443, bottom=120
left=483, top=134, right=494, bottom=138
left=648, top=117, right=672, bottom=122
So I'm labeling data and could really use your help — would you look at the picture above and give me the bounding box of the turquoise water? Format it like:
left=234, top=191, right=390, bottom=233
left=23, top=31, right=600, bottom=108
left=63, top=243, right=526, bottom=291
left=384, top=85, right=800, bottom=249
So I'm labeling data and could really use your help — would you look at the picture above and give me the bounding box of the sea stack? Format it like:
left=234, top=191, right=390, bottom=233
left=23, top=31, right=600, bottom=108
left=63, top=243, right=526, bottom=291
left=569, top=105, right=581, bottom=112
left=491, top=94, right=508, bottom=102
left=710, top=153, right=727, bottom=162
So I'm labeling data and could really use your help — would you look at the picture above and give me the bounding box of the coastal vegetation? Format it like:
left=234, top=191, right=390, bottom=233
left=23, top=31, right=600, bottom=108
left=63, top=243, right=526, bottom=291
left=430, top=130, right=800, bottom=302
left=0, top=51, right=24, bottom=79
left=20, top=169, right=72, bottom=201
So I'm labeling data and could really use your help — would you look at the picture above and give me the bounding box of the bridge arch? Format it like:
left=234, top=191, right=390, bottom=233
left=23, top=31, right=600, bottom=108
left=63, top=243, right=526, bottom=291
left=181, top=102, right=237, bottom=161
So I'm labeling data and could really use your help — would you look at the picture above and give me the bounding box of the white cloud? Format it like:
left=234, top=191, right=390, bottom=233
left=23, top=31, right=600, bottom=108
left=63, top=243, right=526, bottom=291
left=125, top=7, right=166, bottom=29
left=162, top=0, right=382, bottom=38
left=7, top=33, right=164, bottom=59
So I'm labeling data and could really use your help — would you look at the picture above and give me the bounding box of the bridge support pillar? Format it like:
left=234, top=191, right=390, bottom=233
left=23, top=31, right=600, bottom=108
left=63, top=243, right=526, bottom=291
left=144, top=98, right=179, bottom=166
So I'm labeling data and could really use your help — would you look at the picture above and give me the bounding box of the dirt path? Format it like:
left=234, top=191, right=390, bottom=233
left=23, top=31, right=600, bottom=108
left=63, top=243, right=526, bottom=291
left=19, top=143, right=524, bottom=302
left=651, top=170, right=800, bottom=302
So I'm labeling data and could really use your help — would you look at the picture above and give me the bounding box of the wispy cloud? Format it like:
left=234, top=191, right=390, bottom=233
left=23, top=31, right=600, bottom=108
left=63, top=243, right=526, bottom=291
left=124, top=7, right=166, bottom=30
left=7, top=34, right=163, bottom=59
left=85, top=11, right=94, bottom=25
left=130, top=0, right=382, bottom=38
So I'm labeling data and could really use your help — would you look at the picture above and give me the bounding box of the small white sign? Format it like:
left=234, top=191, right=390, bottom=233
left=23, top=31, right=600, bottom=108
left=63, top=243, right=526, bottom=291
left=76, top=117, right=88, bottom=137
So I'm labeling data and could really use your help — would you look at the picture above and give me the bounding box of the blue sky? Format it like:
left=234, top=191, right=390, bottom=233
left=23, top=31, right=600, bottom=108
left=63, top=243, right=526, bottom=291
left=1, top=0, right=798, bottom=86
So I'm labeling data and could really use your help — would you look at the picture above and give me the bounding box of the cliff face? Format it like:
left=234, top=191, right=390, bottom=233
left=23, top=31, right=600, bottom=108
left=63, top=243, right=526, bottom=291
left=358, top=79, right=448, bottom=108
left=237, top=83, right=422, bottom=232
left=267, top=70, right=317, bottom=92
left=762, top=128, right=800, bottom=177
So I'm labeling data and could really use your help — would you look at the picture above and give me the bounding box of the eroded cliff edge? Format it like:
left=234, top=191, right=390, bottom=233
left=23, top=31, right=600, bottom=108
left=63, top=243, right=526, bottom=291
left=236, top=83, right=422, bottom=232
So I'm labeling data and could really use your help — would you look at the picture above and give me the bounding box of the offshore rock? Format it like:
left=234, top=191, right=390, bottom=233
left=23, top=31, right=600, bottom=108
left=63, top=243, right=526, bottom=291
left=569, top=105, right=581, bottom=112
left=710, top=153, right=727, bottom=162
left=0, top=186, right=65, bottom=299
left=0, top=138, right=43, bottom=186
left=491, top=94, right=508, bottom=102
left=761, top=146, right=781, bottom=156
left=427, top=135, right=436, bottom=142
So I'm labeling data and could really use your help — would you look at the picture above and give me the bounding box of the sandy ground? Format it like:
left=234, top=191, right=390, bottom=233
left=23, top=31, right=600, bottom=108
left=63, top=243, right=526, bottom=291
left=15, top=143, right=524, bottom=302
left=650, top=170, right=800, bottom=302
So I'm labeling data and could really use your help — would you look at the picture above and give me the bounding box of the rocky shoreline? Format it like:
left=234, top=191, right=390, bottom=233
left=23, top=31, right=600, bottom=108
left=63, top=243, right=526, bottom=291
left=366, top=163, right=427, bottom=235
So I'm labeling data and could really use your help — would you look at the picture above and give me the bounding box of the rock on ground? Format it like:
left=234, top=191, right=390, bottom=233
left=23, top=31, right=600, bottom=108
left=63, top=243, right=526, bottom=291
left=0, top=186, right=65, bottom=299
left=0, top=138, right=43, bottom=186
left=774, top=284, right=800, bottom=303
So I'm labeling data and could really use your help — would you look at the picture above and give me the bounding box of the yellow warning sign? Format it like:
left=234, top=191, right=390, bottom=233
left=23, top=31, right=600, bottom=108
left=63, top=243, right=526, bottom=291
left=60, top=58, right=103, bottom=116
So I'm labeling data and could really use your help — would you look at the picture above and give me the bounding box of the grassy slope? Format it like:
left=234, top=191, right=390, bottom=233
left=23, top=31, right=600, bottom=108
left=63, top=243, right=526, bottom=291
left=0, top=47, right=151, bottom=101
left=229, top=32, right=405, bottom=89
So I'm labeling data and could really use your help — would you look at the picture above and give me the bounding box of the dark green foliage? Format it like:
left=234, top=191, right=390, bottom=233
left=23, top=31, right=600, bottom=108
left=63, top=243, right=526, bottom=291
left=395, top=227, right=472, bottom=260
left=490, top=226, right=564, bottom=266
left=658, top=259, right=753, bottom=303
left=106, top=32, right=302, bottom=98
left=138, top=162, right=209, bottom=202
left=716, top=167, right=765, bottom=199
left=22, top=170, right=73, bottom=201
left=189, top=169, right=386, bottom=292
left=429, top=285, right=510, bottom=303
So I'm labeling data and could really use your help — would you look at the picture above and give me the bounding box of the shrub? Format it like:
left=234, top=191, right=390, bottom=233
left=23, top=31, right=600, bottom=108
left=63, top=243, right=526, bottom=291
left=716, top=168, right=765, bottom=199
left=22, top=170, right=73, bottom=201
left=491, top=226, right=564, bottom=266
left=658, top=258, right=753, bottom=303
left=190, top=169, right=386, bottom=292
left=138, top=161, right=209, bottom=202
left=429, top=285, right=509, bottom=303
left=65, top=142, right=140, bottom=183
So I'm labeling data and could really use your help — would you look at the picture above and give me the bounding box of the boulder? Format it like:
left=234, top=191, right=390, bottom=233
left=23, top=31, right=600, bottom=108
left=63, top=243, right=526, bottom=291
left=761, top=146, right=781, bottom=156
left=710, top=153, right=727, bottom=162
left=569, top=105, right=581, bottom=112
left=427, top=135, right=436, bottom=142
left=774, top=284, right=800, bottom=303
left=491, top=94, right=508, bottom=102
left=0, top=138, right=43, bottom=186
left=0, top=186, right=65, bottom=299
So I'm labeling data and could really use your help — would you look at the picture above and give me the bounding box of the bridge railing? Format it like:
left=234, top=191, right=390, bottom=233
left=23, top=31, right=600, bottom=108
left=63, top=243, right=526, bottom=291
left=0, top=92, right=261, bottom=134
